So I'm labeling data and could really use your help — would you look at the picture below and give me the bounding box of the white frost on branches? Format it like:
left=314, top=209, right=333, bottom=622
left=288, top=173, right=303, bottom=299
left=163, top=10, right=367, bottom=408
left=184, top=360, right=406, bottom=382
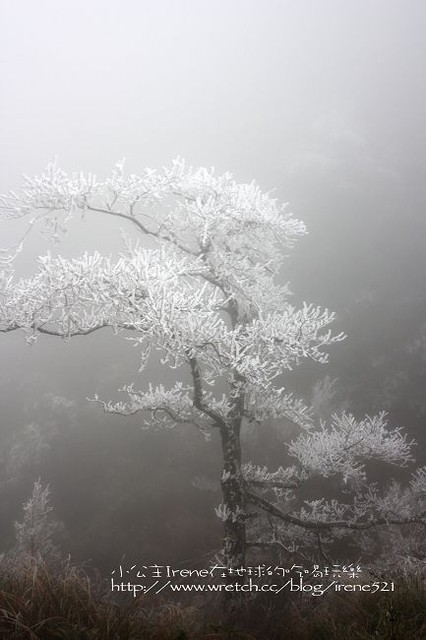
left=1, top=159, right=423, bottom=562
left=14, top=480, right=60, bottom=561
left=288, top=412, right=414, bottom=484
left=411, top=466, right=426, bottom=498
left=0, top=159, right=343, bottom=434
left=215, top=502, right=245, bottom=523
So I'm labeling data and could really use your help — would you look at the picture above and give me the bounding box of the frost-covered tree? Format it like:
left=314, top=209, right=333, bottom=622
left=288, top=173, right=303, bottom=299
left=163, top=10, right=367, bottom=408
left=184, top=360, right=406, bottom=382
left=14, top=479, right=60, bottom=562
left=1, top=159, right=425, bottom=571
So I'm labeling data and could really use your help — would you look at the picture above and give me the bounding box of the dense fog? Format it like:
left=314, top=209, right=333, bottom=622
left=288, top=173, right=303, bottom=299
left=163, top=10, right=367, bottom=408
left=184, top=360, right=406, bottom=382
left=1, top=0, right=425, bottom=575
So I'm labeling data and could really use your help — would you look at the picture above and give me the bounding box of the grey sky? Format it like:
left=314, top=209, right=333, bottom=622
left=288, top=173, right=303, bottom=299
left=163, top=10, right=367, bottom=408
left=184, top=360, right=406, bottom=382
left=1, top=0, right=425, bottom=401
left=1, top=0, right=424, bottom=186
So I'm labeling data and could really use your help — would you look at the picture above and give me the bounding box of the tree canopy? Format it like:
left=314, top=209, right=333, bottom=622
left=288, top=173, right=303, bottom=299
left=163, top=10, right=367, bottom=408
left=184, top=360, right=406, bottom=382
left=1, top=159, right=425, bottom=571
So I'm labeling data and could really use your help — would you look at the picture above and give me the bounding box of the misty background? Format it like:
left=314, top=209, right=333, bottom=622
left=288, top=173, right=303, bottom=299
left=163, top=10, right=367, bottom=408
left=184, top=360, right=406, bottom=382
left=1, top=0, right=425, bottom=571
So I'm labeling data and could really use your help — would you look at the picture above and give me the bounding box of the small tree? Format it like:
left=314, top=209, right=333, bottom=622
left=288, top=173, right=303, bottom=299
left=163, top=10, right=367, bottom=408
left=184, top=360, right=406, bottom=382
left=1, top=159, right=425, bottom=572
left=13, top=479, right=60, bottom=563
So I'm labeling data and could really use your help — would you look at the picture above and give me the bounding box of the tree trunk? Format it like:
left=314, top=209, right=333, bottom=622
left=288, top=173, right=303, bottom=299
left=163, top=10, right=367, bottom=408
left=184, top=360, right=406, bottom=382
left=220, top=421, right=246, bottom=571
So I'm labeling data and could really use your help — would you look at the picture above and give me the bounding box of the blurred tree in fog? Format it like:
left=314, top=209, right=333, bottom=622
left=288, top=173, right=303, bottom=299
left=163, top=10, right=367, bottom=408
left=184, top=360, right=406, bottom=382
left=1, top=160, right=426, bottom=573
left=13, top=479, right=61, bottom=561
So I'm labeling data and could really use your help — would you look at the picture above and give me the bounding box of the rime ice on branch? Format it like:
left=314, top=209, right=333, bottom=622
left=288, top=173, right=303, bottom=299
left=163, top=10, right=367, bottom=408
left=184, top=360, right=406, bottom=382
left=1, top=159, right=424, bottom=568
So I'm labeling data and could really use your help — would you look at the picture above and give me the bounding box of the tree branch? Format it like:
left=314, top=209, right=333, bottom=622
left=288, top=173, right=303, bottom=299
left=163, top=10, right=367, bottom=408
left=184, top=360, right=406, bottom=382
left=86, top=205, right=199, bottom=256
left=0, top=322, right=137, bottom=338
left=187, top=353, right=228, bottom=429
left=246, top=479, right=302, bottom=490
left=246, top=489, right=426, bottom=532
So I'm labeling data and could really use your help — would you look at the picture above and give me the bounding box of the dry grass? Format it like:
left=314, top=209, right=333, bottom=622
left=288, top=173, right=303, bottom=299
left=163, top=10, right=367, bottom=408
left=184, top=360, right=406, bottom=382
left=0, top=555, right=201, bottom=639
left=282, top=572, right=426, bottom=640
left=1, top=557, right=426, bottom=639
